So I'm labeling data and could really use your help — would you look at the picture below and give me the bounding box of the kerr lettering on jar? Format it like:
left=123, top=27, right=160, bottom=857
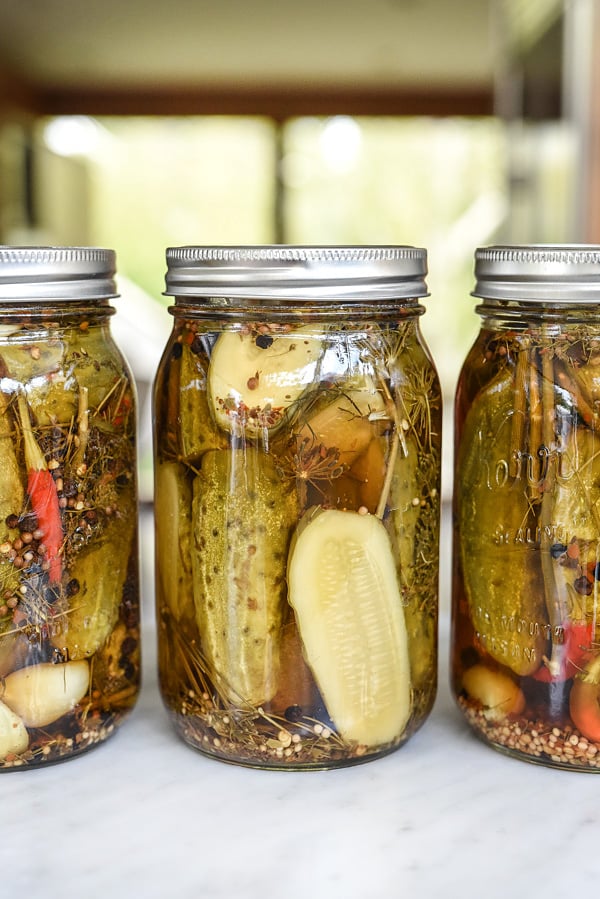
left=452, top=245, right=600, bottom=770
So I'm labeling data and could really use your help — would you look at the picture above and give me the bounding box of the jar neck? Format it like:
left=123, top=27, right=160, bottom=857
left=170, top=298, right=425, bottom=323
left=0, top=300, right=114, bottom=327
left=476, top=298, right=600, bottom=329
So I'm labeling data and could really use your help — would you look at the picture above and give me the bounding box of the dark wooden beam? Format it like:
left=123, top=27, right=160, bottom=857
left=34, top=83, right=494, bottom=119
left=0, top=67, right=40, bottom=120
left=0, top=60, right=494, bottom=120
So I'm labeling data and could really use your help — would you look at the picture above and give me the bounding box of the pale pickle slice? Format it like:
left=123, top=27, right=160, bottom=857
left=208, top=329, right=322, bottom=435
left=458, top=367, right=548, bottom=676
left=192, top=449, right=298, bottom=706
left=287, top=508, right=411, bottom=747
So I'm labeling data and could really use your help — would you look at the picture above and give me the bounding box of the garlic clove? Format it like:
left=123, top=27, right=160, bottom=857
left=0, top=699, right=29, bottom=760
left=2, top=661, right=90, bottom=728
left=462, top=663, right=526, bottom=721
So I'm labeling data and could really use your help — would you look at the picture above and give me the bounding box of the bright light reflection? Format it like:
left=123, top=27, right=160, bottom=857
left=43, top=116, right=104, bottom=158
left=319, top=117, right=362, bottom=174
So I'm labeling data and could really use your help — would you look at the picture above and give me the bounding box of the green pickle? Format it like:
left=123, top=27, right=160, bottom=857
left=154, top=460, right=194, bottom=624
left=390, top=431, right=439, bottom=712
left=458, top=367, right=548, bottom=676
left=51, top=502, right=136, bottom=660
left=0, top=312, right=139, bottom=769
left=191, top=448, right=297, bottom=706
left=155, top=314, right=440, bottom=768
left=454, top=317, right=600, bottom=769
left=178, top=340, right=225, bottom=461
left=0, top=394, right=24, bottom=532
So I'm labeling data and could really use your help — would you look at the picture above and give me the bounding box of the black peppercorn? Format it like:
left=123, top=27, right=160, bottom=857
left=255, top=334, right=274, bottom=349
left=284, top=705, right=303, bottom=723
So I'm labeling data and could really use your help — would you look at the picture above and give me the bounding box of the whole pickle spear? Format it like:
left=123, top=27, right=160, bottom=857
left=390, top=433, right=420, bottom=576
left=389, top=432, right=436, bottom=693
left=154, top=460, right=193, bottom=623
left=192, top=449, right=298, bottom=706
left=458, top=366, right=548, bottom=676
left=178, top=342, right=225, bottom=461
left=0, top=391, right=24, bottom=536
left=52, top=499, right=136, bottom=660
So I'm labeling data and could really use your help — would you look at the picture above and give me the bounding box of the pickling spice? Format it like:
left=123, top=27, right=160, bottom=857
left=452, top=245, right=600, bottom=770
left=0, top=247, right=140, bottom=769
left=154, top=245, right=441, bottom=769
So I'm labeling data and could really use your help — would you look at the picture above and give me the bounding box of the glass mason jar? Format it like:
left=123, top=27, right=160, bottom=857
left=0, top=247, right=140, bottom=769
left=154, top=245, right=441, bottom=769
left=452, top=245, right=600, bottom=770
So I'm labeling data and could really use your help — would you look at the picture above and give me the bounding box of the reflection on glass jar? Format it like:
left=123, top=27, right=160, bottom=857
left=154, top=246, right=441, bottom=769
left=452, top=245, right=600, bottom=771
left=0, top=247, right=140, bottom=769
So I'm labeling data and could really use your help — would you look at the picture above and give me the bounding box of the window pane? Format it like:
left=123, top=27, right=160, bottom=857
left=89, top=116, right=276, bottom=301
left=282, top=116, right=508, bottom=390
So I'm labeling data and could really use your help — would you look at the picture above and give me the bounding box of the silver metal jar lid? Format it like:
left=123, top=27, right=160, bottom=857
left=164, top=246, right=428, bottom=301
left=473, top=245, right=600, bottom=302
left=0, top=247, right=118, bottom=301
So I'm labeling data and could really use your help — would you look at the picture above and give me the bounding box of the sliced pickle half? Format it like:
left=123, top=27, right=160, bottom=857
left=287, top=507, right=411, bottom=747
left=208, top=328, right=322, bottom=435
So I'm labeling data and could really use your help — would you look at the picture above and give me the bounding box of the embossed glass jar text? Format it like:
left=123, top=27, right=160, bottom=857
left=452, top=245, right=600, bottom=770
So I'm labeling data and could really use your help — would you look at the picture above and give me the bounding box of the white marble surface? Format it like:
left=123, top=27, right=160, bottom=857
left=3, top=508, right=600, bottom=899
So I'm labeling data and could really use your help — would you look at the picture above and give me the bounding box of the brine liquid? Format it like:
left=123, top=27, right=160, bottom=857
left=154, top=317, right=440, bottom=768
left=0, top=310, right=140, bottom=769
left=452, top=322, right=600, bottom=770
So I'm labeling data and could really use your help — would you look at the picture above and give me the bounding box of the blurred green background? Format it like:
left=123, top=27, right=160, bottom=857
left=0, top=0, right=596, bottom=497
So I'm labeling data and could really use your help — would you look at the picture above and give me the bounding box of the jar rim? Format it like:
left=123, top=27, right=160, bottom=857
left=0, top=246, right=118, bottom=301
left=164, top=245, right=429, bottom=301
left=473, top=244, right=600, bottom=302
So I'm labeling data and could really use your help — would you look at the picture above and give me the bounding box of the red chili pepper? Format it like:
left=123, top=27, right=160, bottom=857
left=17, top=395, right=63, bottom=584
left=533, top=621, right=594, bottom=683
left=570, top=654, right=600, bottom=742
left=27, top=468, right=62, bottom=583
left=112, top=393, right=132, bottom=428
